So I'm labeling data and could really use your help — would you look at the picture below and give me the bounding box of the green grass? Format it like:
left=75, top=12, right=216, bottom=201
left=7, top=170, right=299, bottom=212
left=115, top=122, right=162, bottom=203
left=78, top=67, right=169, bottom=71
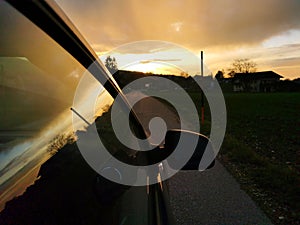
left=224, top=93, right=300, bottom=164
left=221, top=134, right=264, bottom=165
left=209, top=92, right=300, bottom=224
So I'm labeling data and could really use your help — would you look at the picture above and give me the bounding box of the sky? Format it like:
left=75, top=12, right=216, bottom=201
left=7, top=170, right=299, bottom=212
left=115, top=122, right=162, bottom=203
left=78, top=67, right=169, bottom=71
left=56, top=0, right=300, bottom=79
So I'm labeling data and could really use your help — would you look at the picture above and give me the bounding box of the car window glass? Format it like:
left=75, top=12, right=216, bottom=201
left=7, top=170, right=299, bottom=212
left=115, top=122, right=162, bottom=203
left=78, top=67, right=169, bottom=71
left=0, top=1, right=112, bottom=210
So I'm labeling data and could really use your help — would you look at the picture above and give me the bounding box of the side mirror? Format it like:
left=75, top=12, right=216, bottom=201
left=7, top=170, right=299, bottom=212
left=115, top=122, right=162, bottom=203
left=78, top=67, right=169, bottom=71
left=164, top=129, right=215, bottom=170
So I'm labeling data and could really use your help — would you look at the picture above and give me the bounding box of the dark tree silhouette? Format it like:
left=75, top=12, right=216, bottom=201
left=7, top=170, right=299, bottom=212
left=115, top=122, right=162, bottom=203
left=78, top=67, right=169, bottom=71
left=215, top=70, right=224, bottom=80
left=227, top=58, right=257, bottom=77
left=180, top=71, right=189, bottom=78
left=104, top=56, right=118, bottom=74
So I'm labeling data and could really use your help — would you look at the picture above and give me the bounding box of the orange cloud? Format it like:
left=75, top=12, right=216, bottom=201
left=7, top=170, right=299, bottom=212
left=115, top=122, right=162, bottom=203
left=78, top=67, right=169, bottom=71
left=54, top=0, right=300, bottom=78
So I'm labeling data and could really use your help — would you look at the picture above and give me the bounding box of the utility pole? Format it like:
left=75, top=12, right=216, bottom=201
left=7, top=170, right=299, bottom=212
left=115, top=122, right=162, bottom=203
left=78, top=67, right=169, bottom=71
left=201, top=51, right=204, bottom=125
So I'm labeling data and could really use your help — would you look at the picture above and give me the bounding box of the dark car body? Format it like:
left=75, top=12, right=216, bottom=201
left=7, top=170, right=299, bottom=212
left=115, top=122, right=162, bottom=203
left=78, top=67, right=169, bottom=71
left=0, top=1, right=213, bottom=224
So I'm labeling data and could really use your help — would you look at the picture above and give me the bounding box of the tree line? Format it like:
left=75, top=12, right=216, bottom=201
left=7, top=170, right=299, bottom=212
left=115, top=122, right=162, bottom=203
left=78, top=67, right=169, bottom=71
left=215, top=58, right=257, bottom=79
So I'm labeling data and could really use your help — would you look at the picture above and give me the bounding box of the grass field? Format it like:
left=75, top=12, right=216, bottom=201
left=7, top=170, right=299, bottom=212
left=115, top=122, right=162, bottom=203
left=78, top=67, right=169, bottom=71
left=191, top=92, right=300, bottom=224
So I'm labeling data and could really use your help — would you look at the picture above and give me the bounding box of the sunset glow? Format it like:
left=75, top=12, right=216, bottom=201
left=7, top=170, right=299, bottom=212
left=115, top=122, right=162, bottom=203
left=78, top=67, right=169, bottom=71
left=56, top=0, right=300, bottom=79
left=123, top=62, right=174, bottom=75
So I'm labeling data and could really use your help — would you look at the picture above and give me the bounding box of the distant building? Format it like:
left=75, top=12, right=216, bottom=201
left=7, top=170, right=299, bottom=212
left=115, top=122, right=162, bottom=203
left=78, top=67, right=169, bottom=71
left=232, top=71, right=283, bottom=92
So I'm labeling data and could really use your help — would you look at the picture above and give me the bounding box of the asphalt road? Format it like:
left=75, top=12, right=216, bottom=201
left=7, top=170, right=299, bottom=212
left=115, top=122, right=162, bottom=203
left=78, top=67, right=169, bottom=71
left=168, top=160, right=273, bottom=225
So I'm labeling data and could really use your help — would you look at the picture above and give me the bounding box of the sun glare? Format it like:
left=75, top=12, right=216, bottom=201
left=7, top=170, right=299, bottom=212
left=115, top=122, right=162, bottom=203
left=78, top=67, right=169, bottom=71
left=122, top=62, right=179, bottom=75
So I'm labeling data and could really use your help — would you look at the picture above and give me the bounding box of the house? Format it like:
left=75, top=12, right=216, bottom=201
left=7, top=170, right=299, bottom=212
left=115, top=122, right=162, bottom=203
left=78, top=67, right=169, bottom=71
left=232, top=71, right=283, bottom=92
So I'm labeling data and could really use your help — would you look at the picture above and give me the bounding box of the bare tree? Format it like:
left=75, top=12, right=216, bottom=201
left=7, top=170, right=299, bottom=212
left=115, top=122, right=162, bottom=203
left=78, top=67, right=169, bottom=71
left=228, top=58, right=257, bottom=76
left=104, top=55, right=118, bottom=74
left=227, top=70, right=236, bottom=78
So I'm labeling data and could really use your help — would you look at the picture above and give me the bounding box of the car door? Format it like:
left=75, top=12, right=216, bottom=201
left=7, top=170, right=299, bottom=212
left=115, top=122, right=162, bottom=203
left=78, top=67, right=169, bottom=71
left=0, top=1, right=175, bottom=224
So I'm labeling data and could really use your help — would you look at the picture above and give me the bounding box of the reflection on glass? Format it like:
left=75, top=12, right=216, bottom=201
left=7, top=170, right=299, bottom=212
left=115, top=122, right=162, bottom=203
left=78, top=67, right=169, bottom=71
left=0, top=2, right=111, bottom=210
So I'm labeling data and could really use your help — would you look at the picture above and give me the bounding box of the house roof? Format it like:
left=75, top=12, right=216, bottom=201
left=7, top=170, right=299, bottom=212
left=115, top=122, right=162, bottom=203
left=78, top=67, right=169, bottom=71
left=234, top=71, right=283, bottom=79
